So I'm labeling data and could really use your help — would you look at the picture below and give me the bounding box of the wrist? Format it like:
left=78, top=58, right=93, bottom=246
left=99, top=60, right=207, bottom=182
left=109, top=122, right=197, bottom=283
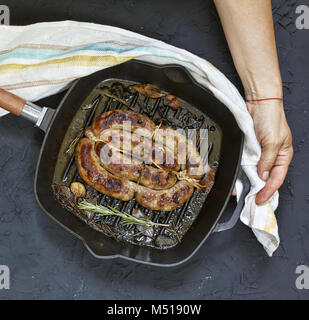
left=245, top=95, right=284, bottom=116
left=244, top=83, right=283, bottom=100
left=241, top=73, right=283, bottom=100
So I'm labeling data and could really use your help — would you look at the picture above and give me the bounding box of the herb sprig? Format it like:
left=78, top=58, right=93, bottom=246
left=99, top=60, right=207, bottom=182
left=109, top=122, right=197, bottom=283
left=78, top=200, right=170, bottom=228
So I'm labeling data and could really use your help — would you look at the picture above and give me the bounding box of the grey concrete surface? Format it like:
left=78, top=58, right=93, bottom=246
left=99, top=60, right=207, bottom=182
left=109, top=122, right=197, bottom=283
left=0, top=0, right=308, bottom=300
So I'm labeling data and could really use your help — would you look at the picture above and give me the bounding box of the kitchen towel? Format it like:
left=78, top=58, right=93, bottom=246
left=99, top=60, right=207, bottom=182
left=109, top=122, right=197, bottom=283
left=0, top=21, right=279, bottom=256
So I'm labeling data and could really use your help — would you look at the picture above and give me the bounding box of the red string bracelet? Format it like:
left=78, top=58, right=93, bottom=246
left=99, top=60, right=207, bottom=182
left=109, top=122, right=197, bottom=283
left=244, top=97, right=283, bottom=103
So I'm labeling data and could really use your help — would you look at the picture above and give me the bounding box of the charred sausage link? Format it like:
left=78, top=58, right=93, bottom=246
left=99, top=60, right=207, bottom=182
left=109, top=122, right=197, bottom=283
left=135, top=181, right=194, bottom=211
left=91, top=109, right=156, bottom=137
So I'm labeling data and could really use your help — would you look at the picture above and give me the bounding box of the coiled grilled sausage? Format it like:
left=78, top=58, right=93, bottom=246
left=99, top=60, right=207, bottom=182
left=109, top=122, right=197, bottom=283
left=76, top=138, right=194, bottom=211
left=91, top=110, right=206, bottom=178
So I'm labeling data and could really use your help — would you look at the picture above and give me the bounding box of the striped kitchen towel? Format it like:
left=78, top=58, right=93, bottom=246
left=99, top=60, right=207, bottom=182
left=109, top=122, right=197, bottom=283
left=0, top=21, right=279, bottom=256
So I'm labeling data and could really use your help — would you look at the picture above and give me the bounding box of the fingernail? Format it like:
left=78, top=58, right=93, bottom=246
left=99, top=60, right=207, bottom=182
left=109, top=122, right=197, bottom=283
left=262, top=171, right=269, bottom=181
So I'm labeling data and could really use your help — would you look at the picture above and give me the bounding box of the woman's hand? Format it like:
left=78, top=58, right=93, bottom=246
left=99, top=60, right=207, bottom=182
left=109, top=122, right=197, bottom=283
left=247, top=100, right=293, bottom=204
left=214, top=0, right=294, bottom=204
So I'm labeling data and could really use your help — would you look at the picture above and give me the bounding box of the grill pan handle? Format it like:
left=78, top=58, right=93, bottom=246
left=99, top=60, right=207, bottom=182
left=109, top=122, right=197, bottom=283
left=0, top=87, right=26, bottom=115
left=212, top=168, right=250, bottom=233
left=0, top=87, right=53, bottom=131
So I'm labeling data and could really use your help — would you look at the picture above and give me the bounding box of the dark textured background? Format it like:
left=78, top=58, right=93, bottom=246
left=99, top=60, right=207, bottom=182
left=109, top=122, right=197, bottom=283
left=0, top=0, right=308, bottom=300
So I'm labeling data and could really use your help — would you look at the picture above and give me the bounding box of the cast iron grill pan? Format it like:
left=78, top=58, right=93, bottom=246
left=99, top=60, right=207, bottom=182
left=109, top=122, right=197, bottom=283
left=31, top=60, right=245, bottom=266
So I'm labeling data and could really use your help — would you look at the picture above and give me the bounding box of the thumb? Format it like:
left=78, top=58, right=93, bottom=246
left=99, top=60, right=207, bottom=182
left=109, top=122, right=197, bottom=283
left=258, top=142, right=280, bottom=181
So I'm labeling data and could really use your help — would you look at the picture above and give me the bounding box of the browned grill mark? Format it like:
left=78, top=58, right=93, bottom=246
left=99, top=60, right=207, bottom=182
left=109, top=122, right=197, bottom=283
left=172, top=185, right=191, bottom=204
left=92, top=109, right=155, bottom=136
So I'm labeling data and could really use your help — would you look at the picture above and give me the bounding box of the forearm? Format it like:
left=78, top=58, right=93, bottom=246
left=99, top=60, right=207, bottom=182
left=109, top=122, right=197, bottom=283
left=213, top=0, right=282, bottom=99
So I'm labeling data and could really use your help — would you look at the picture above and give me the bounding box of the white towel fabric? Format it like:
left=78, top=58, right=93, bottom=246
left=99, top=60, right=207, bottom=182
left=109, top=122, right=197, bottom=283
left=0, top=21, right=279, bottom=255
